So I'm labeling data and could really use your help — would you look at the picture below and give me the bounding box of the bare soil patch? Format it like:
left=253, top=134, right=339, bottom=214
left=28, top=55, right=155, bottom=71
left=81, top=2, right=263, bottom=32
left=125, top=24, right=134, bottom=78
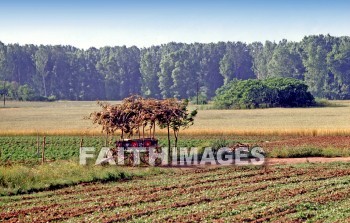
left=263, top=136, right=350, bottom=149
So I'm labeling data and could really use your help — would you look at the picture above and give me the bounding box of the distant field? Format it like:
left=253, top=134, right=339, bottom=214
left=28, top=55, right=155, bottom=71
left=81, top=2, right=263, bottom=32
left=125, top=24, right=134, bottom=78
left=0, top=101, right=100, bottom=134
left=0, top=100, right=350, bottom=136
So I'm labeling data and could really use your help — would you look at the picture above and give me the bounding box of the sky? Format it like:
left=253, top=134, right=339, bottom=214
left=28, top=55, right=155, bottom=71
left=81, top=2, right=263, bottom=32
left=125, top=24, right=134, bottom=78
left=0, top=0, right=349, bottom=49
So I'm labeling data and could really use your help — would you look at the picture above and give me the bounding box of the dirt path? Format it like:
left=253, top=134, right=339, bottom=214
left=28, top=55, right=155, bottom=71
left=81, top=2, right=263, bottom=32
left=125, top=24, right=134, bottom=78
left=266, top=157, right=350, bottom=165
left=262, top=136, right=350, bottom=149
left=160, top=157, right=350, bottom=169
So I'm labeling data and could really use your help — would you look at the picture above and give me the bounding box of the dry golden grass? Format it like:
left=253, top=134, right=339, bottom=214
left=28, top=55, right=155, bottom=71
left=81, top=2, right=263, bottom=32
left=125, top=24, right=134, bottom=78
left=0, top=100, right=350, bottom=136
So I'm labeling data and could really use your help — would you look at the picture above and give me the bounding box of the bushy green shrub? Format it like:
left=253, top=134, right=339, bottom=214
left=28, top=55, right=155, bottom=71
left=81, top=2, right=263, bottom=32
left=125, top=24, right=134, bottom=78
left=0, top=81, right=57, bottom=101
left=214, top=77, right=315, bottom=109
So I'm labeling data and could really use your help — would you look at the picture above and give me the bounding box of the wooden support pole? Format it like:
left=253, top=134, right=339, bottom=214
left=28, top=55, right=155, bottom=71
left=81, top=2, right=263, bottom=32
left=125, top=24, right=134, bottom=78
left=3, top=81, right=5, bottom=107
left=80, top=137, right=84, bottom=148
left=42, top=136, right=46, bottom=164
left=153, top=124, right=155, bottom=139
left=196, top=82, right=199, bottom=105
left=37, top=134, right=40, bottom=155
left=264, top=157, right=269, bottom=174
left=79, top=137, right=84, bottom=155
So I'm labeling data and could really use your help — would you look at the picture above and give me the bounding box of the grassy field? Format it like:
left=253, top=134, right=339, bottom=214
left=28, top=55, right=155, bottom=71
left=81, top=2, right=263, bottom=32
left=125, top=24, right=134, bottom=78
left=0, top=161, right=164, bottom=196
left=1, top=163, right=350, bottom=222
left=1, top=100, right=350, bottom=136
left=1, top=100, right=350, bottom=164
left=1, top=100, right=350, bottom=222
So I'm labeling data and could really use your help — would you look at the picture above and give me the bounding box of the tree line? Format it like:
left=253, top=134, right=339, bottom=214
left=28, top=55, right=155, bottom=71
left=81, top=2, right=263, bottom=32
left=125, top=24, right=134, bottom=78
left=1, top=34, right=350, bottom=101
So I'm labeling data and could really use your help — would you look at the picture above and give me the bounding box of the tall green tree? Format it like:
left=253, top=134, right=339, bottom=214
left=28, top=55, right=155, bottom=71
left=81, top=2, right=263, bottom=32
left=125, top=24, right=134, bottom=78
left=300, top=35, right=335, bottom=98
left=140, top=46, right=162, bottom=98
left=219, top=42, right=255, bottom=84
left=0, top=42, right=8, bottom=81
left=97, top=46, right=141, bottom=100
left=199, top=42, right=225, bottom=98
left=158, top=52, right=175, bottom=98
left=250, top=41, right=277, bottom=79
left=6, top=44, right=36, bottom=86
left=267, top=40, right=305, bottom=79
left=171, top=50, right=197, bottom=98
left=327, top=37, right=350, bottom=99
left=34, top=46, right=50, bottom=97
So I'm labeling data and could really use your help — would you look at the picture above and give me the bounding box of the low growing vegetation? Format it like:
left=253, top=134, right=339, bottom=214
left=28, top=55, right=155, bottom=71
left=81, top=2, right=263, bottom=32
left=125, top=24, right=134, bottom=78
left=1, top=135, right=350, bottom=165
left=268, top=146, right=350, bottom=158
left=0, top=161, right=165, bottom=196
left=2, top=163, right=350, bottom=222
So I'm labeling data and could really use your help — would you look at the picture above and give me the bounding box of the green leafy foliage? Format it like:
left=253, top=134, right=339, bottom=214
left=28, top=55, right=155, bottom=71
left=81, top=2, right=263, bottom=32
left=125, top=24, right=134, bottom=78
left=214, top=78, right=315, bottom=109
left=0, top=136, right=105, bottom=164
left=0, top=136, right=214, bottom=164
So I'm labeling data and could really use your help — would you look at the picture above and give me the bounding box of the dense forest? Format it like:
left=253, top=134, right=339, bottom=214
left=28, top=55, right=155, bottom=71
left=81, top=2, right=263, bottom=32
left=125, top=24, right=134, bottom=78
left=0, top=34, right=350, bottom=101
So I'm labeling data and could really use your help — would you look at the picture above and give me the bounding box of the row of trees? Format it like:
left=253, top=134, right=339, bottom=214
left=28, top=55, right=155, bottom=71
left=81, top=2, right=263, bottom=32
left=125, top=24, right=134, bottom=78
left=88, top=95, right=197, bottom=150
left=214, top=78, right=315, bottom=109
left=1, top=34, right=350, bottom=100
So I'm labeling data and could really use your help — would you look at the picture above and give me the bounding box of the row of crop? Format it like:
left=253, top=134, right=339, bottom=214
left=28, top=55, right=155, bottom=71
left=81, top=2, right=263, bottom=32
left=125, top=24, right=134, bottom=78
left=2, top=163, right=350, bottom=222
left=101, top=166, right=350, bottom=222
left=0, top=136, right=240, bottom=163
left=0, top=136, right=106, bottom=163
left=83, top=164, right=350, bottom=222
left=2, top=135, right=350, bottom=164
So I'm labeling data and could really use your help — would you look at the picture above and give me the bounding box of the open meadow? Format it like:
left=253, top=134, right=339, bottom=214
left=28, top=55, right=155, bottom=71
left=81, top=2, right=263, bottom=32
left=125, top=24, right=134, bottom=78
left=1, top=100, right=350, bottom=135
